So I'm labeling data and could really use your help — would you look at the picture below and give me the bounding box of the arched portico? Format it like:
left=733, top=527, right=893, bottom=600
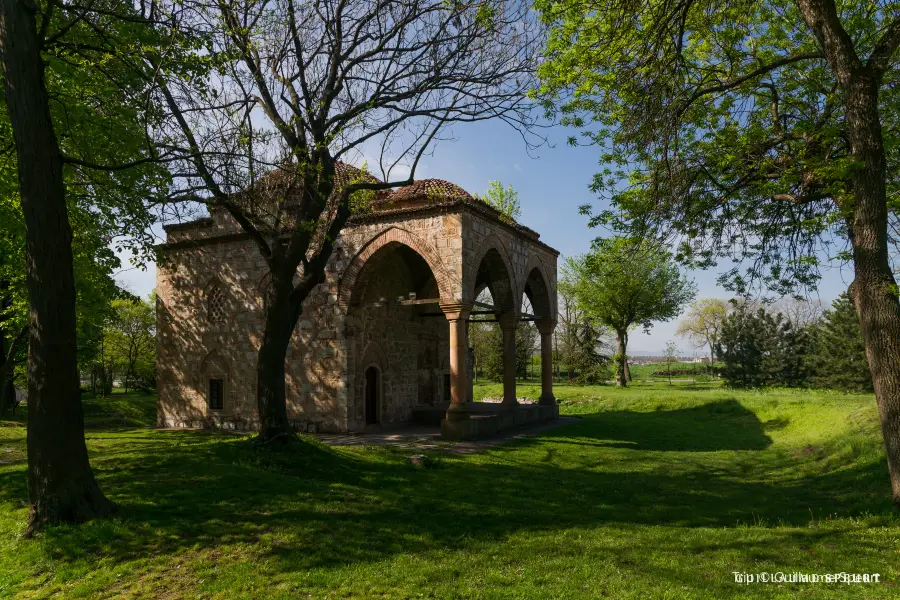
left=339, top=226, right=453, bottom=308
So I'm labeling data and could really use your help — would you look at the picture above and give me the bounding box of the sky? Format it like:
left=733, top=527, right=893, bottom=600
left=114, top=118, right=856, bottom=355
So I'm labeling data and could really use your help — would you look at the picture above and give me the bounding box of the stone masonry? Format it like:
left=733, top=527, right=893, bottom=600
left=156, top=176, right=558, bottom=434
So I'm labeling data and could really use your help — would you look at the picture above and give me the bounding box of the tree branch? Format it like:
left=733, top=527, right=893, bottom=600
left=679, top=52, right=825, bottom=117
left=867, top=15, right=900, bottom=74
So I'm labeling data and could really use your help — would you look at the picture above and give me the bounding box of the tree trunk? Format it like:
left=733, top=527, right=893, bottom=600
left=0, top=333, right=9, bottom=417
left=843, top=75, right=900, bottom=507
left=0, top=0, right=116, bottom=535
left=706, top=335, right=716, bottom=363
left=255, top=283, right=300, bottom=442
left=615, top=329, right=627, bottom=387
left=623, top=332, right=632, bottom=381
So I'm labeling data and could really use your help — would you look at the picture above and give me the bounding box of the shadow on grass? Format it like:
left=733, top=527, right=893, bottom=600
left=0, top=401, right=893, bottom=575
left=556, top=399, right=773, bottom=452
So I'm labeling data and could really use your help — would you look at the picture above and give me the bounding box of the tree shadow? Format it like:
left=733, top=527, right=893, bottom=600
left=553, top=399, right=773, bottom=451
left=0, top=412, right=892, bottom=579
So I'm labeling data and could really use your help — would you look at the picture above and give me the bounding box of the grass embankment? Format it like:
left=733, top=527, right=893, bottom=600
left=0, top=385, right=896, bottom=599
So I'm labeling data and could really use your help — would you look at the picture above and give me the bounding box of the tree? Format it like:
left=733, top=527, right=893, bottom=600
left=0, top=0, right=167, bottom=533
left=676, top=299, right=729, bottom=362
left=479, top=181, right=521, bottom=223
left=567, top=237, right=696, bottom=386
left=773, top=297, right=825, bottom=329
left=515, top=321, right=538, bottom=380
left=158, top=0, right=542, bottom=442
left=537, top=0, right=900, bottom=504
left=663, top=341, right=680, bottom=385
left=0, top=0, right=114, bottom=534
left=811, top=293, right=872, bottom=391
left=557, top=263, right=611, bottom=382
left=471, top=320, right=535, bottom=383
left=106, top=296, right=157, bottom=393
left=716, top=304, right=813, bottom=388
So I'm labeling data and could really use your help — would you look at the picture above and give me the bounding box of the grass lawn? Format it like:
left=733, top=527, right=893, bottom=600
left=1, top=384, right=897, bottom=599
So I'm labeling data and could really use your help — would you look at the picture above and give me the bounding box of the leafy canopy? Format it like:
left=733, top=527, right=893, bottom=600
left=566, top=237, right=697, bottom=335
left=810, top=294, right=872, bottom=391
left=537, top=0, right=900, bottom=294
left=677, top=298, right=730, bottom=358
left=716, top=303, right=813, bottom=388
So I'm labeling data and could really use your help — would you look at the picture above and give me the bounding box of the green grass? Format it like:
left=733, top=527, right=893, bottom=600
left=1, top=385, right=898, bottom=599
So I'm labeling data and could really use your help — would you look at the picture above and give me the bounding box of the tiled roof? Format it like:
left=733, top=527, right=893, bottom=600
left=382, top=178, right=473, bottom=203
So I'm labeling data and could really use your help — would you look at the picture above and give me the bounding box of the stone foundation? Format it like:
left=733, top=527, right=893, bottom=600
left=439, top=402, right=559, bottom=441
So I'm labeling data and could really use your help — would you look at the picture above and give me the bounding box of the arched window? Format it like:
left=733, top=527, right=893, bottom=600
left=207, top=284, right=227, bottom=323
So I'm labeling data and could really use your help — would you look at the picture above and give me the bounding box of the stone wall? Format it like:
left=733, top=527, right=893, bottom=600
left=156, top=203, right=557, bottom=433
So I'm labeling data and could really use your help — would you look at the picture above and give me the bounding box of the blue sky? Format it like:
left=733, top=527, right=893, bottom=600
left=115, top=118, right=855, bottom=354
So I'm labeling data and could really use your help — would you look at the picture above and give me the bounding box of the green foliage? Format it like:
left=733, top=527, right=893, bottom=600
left=810, top=294, right=872, bottom=392
left=557, top=263, right=612, bottom=383
left=676, top=298, right=729, bottom=361
left=2, top=386, right=896, bottom=598
left=567, top=321, right=612, bottom=384
left=567, top=237, right=695, bottom=385
left=103, top=296, right=157, bottom=392
left=716, top=304, right=813, bottom=388
left=662, top=341, right=681, bottom=383
left=479, top=180, right=521, bottom=223
left=472, top=320, right=503, bottom=381
left=0, top=0, right=181, bottom=393
left=568, top=237, right=696, bottom=335
left=536, top=0, right=900, bottom=294
left=471, top=320, right=536, bottom=382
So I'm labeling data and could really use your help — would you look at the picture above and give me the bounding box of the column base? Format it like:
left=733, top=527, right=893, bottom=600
left=538, top=394, right=557, bottom=406
left=445, top=405, right=475, bottom=421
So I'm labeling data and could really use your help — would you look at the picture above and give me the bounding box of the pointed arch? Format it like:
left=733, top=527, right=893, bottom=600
left=467, top=233, right=518, bottom=314
left=338, top=226, right=452, bottom=307
left=520, top=256, right=555, bottom=322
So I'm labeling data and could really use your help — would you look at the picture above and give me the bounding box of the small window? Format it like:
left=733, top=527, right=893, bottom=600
left=209, top=378, right=224, bottom=410
left=208, top=285, right=226, bottom=322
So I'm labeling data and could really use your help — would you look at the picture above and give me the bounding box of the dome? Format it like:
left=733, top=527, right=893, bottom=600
left=384, top=179, right=473, bottom=204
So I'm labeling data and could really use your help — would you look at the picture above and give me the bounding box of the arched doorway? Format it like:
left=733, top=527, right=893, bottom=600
left=346, top=238, right=449, bottom=428
left=365, top=366, right=380, bottom=425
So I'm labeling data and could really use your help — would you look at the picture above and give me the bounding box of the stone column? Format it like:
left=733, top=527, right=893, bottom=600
left=537, top=320, right=556, bottom=406
left=441, top=302, right=473, bottom=417
left=499, top=313, right=518, bottom=408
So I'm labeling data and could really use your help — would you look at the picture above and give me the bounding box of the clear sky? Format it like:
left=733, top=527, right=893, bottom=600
left=115, top=118, right=855, bottom=355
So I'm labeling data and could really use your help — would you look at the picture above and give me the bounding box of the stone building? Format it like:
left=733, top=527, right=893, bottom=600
left=156, top=175, right=559, bottom=437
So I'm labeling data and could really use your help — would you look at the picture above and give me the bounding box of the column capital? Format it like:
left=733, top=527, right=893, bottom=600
left=536, top=319, right=557, bottom=335
left=440, top=300, right=474, bottom=320
left=497, top=311, right=518, bottom=330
